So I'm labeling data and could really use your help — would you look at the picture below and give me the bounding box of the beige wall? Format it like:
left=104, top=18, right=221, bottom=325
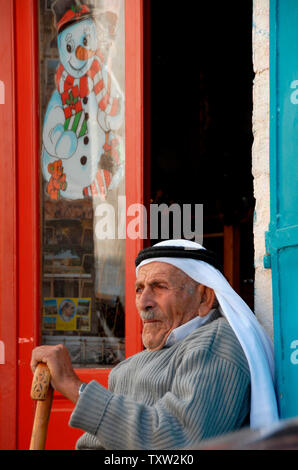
left=252, top=0, right=273, bottom=338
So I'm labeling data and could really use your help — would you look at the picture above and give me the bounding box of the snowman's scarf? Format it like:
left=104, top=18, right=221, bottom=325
left=55, top=51, right=120, bottom=128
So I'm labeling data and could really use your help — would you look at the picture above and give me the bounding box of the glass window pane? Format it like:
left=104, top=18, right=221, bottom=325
left=39, top=0, right=125, bottom=368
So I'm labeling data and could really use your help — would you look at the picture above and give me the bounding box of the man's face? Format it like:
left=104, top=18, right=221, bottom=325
left=135, top=262, right=202, bottom=351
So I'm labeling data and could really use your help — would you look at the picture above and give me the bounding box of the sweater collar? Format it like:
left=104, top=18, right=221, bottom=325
left=165, top=308, right=220, bottom=347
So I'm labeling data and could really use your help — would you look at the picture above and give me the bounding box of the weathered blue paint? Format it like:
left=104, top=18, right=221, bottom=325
left=267, top=0, right=298, bottom=419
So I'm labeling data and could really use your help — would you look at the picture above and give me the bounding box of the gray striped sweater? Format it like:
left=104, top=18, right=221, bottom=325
left=69, top=310, right=250, bottom=450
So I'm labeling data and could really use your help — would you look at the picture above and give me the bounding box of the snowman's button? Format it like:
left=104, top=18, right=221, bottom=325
left=85, top=113, right=89, bottom=120
left=80, top=156, right=87, bottom=166
left=83, top=96, right=88, bottom=105
left=84, top=136, right=89, bottom=145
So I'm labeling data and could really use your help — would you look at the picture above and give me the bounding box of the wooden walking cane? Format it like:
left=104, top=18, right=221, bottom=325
left=29, top=362, right=53, bottom=450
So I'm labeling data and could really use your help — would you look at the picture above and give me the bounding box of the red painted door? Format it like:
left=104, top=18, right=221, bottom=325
left=10, top=0, right=146, bottom=450
left=0, top=0, right=17, bottom=451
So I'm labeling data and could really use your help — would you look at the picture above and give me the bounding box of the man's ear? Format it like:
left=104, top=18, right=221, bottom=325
left=198, top=285, right=215, bottom=317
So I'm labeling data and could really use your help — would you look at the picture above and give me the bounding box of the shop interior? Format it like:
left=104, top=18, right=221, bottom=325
left=150, top=1, right=255, bottom=309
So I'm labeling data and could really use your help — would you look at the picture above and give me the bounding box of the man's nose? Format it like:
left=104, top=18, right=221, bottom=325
left=137, top=286, right=155, bottom=311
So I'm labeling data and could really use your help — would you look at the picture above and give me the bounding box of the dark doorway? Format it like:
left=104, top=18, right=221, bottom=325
left=150, top=1, right=255, bottom=309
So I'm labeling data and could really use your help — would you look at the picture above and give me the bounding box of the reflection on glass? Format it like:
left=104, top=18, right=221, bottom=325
left=39, top=0, right=125, bottom=367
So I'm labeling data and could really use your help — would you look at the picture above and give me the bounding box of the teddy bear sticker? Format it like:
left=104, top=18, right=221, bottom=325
left=47, top=160, right=67, bottom=200
left=42, top=0, right=124, bottom=200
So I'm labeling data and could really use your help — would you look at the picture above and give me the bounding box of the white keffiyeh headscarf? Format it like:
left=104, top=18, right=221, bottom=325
left=136, top=239, right=279, bottom=429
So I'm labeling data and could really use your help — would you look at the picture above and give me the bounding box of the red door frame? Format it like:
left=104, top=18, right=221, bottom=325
left=10, top=0, right=146, bottom=450
left=0, top=0, right=17, bottom=451
left=15, top=0, right=41, bottom=450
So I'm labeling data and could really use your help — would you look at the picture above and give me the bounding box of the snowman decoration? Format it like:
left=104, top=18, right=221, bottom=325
left=42, top=0, right=124, bottom=200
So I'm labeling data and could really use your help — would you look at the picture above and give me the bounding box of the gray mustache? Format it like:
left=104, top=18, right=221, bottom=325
left=140, top=309, right=156, bottom=321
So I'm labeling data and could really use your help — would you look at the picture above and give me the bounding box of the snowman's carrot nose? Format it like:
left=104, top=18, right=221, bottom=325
left=76, top=45, right=95, bottom=61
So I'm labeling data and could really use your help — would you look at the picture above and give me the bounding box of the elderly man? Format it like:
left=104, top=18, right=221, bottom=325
left=31, top=240, right=279, bottom=450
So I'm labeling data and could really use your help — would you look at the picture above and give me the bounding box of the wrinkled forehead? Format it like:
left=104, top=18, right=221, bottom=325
left=136, top=261, right=192, bottom=285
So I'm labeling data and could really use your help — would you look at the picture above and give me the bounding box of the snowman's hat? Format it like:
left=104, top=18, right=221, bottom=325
left=52, top=0, right=96, bottom=33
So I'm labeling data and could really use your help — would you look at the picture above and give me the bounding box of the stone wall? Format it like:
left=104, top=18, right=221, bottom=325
left=252, top=0, right=273, bottom=338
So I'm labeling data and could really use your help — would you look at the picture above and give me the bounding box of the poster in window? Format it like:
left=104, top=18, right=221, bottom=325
left=43, top=297, right=91, bottom=331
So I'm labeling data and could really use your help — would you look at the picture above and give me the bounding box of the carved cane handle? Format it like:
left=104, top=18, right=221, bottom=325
left=30, top=363, right=53, bottom=450
left=31, top=362, right=51, bottom=400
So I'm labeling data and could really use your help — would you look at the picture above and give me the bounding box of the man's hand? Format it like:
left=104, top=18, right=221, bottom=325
left=31, top=345, right=83, bottom=404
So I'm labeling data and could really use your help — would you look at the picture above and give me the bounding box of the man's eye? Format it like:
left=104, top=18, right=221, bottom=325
left=154, top=283, right=167, bottom=290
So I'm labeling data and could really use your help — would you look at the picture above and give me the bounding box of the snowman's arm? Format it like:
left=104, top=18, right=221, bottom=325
left=43, top=91, right=77, bottom=159
left=97, top=67, right=124, bottom=132
left=43, top=91, right=65, bottom=155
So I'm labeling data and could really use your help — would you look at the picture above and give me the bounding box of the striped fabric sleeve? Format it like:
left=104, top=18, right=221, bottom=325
left=69, top=347, right=250, bottom=450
